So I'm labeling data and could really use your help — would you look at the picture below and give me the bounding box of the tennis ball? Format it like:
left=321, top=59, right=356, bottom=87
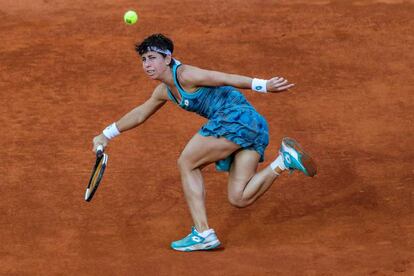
left=124, top=10, right=138, bottom=25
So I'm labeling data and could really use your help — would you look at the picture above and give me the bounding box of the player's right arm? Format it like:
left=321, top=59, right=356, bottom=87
left=92, top=84, right=168, bottom=152
left=115, top=83, right=168, bottom=132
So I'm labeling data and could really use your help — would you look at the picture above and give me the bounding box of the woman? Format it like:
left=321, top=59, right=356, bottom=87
left=92, top=33, right=317, bottom=252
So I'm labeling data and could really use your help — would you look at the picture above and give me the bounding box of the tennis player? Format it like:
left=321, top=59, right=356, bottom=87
left=92, top=33, right=317, bottom=252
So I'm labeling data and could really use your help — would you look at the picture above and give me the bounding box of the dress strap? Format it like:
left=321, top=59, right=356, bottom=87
left=172, top=63, right=187, bottom=97
left=166, top=86, right=180, bottom=104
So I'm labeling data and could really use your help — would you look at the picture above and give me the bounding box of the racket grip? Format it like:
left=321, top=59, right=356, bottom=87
left=96, top=145, right=104, bottom=158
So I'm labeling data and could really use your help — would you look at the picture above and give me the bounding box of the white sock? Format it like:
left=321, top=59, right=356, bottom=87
left=270, top=154, right=286, bottom=173
left=195, top=228, right=214, bottom=238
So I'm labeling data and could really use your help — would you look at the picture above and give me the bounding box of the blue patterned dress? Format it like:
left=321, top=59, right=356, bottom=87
left=166, top=63, right=269, bottom=172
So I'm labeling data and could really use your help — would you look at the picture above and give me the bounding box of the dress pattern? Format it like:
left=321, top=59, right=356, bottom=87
left=166, top=63, right=269, bottom=171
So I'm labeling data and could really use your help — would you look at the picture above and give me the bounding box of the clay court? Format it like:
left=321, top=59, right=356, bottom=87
left=1, top=0, right=413, bottom=275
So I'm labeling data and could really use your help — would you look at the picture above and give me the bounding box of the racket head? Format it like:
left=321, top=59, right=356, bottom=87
left=85, top=152, right=108, bottom=202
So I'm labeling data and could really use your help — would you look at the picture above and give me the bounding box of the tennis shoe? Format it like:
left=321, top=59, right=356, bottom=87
left=280, top=137, right=317, bottom=177
left=171, top=227, right=221, bottom=252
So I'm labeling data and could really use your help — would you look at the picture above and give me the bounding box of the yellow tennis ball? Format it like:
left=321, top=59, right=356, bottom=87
left=124, top=10, right=138, bottom=25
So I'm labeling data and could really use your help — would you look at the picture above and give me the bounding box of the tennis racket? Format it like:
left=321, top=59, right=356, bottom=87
left=85, top=145, right=108, bottom=202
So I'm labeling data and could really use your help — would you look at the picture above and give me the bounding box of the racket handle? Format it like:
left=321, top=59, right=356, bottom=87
left=96, top=145, right=104, bottom=158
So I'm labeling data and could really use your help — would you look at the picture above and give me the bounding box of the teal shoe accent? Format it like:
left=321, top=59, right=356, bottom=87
left=171, top=227, right=221, bottom=252
left=280, top=137, right=317, bottom=177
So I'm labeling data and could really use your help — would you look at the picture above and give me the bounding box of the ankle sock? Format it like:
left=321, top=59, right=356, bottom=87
left=270, top=154, right=286, bottom=172
left=195, top=228, right=214, bottom=238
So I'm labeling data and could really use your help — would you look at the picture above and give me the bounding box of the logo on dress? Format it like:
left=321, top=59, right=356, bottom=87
left=184, top=100, right=190, bottom=106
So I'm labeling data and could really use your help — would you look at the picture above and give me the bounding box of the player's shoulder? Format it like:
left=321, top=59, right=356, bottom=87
left=178, top=64, right=204, bottom=83
left=179, top=64, right=200, bottom=74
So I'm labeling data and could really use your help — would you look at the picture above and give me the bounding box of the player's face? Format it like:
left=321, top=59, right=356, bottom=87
left=141, top=51, right=169, bottom=79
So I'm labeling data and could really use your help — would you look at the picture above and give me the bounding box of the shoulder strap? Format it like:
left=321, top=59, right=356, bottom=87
left=172, top=63, right=187, bottom=96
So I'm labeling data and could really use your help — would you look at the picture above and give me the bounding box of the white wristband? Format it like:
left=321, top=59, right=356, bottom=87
left=103, top=123, right=120, bottom=140
left=252, top=78, right=267, bottom=93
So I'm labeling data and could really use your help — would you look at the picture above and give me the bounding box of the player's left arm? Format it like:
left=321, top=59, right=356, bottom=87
left=180, top=65, right=295, bottom=93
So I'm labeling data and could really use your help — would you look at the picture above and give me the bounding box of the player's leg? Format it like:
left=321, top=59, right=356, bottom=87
left=177, top=133, right=240, bottom=231
left=227, top=137, right=317, bottom=208
left=227, top=149, right=282, bottom=208
left=171, top=133, right=240, bottom=251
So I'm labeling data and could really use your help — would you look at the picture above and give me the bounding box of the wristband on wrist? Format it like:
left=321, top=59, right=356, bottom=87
left=103, top=123, right=120, bottom=140
left=251, top=78, right=268, bottom=93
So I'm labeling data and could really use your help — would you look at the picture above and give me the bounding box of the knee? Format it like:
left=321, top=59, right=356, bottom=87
left=177, top=153, right=194, bottom=171
left=228, top=194, right=248, bottom=208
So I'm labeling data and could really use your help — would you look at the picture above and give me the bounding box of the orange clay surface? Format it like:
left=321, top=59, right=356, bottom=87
left=1, top=0, right=413, bottom=275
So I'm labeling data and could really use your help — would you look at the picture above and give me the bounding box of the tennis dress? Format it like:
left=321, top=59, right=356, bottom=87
left=166, top=63, right=269, bottom=172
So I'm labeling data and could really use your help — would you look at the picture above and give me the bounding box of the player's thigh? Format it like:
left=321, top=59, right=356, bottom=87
left=227, top=149, right=260, bottom=198
left=178, top=133, right=240, bottom=170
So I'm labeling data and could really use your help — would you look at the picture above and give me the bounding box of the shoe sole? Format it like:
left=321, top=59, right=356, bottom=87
left=282, top=137, right=317, bottom=177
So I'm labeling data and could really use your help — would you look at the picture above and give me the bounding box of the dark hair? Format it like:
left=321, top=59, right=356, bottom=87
left=135, top=33, right=175, bottom=67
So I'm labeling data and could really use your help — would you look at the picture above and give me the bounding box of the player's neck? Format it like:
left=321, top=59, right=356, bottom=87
left=156, top=67, right=174, bottom=86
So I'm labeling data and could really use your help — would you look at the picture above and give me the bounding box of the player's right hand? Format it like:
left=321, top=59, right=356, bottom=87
left=92, top=134, right=109, bottom=154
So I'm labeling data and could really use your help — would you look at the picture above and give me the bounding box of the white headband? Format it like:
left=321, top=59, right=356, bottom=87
left=147, top=46, right=172, bottom=56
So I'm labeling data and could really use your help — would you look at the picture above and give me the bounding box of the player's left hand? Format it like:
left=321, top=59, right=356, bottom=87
left=266, top=77, right=295, bottom=92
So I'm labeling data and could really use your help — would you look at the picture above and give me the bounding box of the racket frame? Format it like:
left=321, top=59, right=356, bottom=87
left=85, top=147, right=108, bottom=202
